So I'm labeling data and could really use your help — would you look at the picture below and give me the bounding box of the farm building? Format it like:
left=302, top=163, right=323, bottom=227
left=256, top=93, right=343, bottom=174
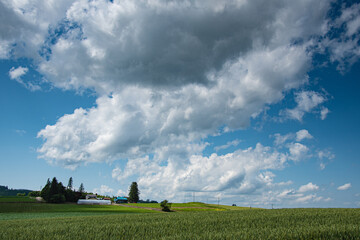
left=77, top=199, right=111, bottom=205
left=114, top=196, right=128, bottom=203
left=86, top=194, right=97, bottom=199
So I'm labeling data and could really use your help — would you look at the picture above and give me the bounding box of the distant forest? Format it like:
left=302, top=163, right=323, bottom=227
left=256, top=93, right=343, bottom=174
left=0, top=185, right=33, bottom=196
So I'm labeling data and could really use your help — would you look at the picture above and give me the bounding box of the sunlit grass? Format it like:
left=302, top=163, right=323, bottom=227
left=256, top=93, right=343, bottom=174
left=0, top=208, right=359, bottom=239
left=0, top=202, right=155, bottom=220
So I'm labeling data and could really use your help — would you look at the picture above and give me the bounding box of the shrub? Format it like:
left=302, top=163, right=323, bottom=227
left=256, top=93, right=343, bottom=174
left=28, top=191, right=41, bottom=197
left=160, top=200, right=172, bottom=212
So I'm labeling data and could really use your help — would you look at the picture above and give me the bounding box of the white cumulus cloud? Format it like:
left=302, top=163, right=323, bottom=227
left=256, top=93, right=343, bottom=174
left=281, top=91, right=326, bottom=122
left=3, top=0, right=357, bottom=204
left=296, top=129, right=313, bottom=142
left=288, top=143, right=309, bottom=161
left=92, top=185, right=114, bottom=195
left=337, top=183, right=351, bottom=191
left=298, top=182, right=319, bottom=193
left=9, top=66, right=28, bottom=80
left=37, top=44, right=311, bottom=168
left=322, top=3, right=360, bottom=71
left=320, top=107, right=330, bottom=120
left=112, top=143, right=288, bottom=200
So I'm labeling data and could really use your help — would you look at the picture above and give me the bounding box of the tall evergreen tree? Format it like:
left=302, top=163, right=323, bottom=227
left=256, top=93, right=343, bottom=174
left=79, top=183, right=84, bottom=193
left=67, top=177, right=73, bottom=190
left=128, top=182, right=140, bottom=203
left=40, top=177, right=66, bottom=203
left=49, top=177, right=59, bottom=197
left=48, top=177, right=65, bottom=203
left=41, top=178, right=51, bottom=201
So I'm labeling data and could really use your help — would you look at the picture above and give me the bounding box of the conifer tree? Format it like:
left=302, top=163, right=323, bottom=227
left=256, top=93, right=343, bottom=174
left=67, top=177, right=73, bottom=190
left=128, top=182, right=140, bottom=203
left=41, top=178, right=51, bottom=201
left=79, top=183, right=84, bottom=193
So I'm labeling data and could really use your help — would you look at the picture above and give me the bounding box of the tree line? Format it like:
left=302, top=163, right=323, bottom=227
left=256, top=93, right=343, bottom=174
left=36, top=177, right=85, bottom=203
left=0, top=185, right=32, bottom=196
left=35, top=178, right=141, bottom=204
left=26, top=178, right=162, bottom=206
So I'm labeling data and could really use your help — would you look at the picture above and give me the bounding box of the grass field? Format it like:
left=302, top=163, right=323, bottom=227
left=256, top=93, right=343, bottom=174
left=0, top=197, right=155, bottom=221
left=124, top=202, right=246, bottom=211
left=0, top=204, right=154, bottom=221
left=1, top=197, right=359, bottom=239
left=0, top=196, right=38, bottom=202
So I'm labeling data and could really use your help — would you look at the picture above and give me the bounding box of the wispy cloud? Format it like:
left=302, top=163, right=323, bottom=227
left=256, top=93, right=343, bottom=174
left=320, top=107, right=330, bottom=120
left=14, top=129, right=26, bottom=136
left=9, top=66, right=40, bottom=91
left=281, top=91, right=327, bottom=122
left=214, top=139, right=241, bottom=151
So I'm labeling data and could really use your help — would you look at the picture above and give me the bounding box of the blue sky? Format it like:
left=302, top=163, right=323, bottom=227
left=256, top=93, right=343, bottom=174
left=0, top=0, right=359, bottom=208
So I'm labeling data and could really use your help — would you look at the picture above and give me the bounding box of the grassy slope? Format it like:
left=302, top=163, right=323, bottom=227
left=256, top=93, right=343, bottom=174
left=1, top=208, right=359, bottom=239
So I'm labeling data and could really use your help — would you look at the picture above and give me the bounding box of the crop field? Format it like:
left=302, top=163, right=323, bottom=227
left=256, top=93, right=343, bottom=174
left=1, top=197, right=359, bottom=239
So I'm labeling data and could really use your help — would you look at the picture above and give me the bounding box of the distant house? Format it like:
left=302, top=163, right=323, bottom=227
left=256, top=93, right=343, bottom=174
left=114, top=196, right=128, bottom=203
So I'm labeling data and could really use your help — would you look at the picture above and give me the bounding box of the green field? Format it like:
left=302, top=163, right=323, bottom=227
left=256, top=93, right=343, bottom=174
left=0, top=196, right=38, bottom=202
left=1, top=197, right=360, bottom=239
left=0, top=203, right=154, bottom=221
left=123, top=202, right=247, bottom=211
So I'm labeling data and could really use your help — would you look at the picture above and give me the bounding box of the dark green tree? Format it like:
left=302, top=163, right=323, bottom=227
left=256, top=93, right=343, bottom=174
left=40, top=177, right=66, bottom=203
left=49, top=177, right=59, bottom=197
left=67, top=177, right=73, bottom=190
left=128, top=182, right=140, bottom=203
left=79, top=183, right=84, bottom=193
left=65, top=188, right=76, bottom=202
left=64, top=177, right=76, bottom=202
left=41, top=178, right=51, bottom=201
left=160, top=200, right=172, bottom=212
left=48, top=177, right=65, bottom=203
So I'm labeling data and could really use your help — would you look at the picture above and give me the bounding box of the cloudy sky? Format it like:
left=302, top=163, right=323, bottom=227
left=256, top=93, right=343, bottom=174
left=1, top=0, right=359, bottom=208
